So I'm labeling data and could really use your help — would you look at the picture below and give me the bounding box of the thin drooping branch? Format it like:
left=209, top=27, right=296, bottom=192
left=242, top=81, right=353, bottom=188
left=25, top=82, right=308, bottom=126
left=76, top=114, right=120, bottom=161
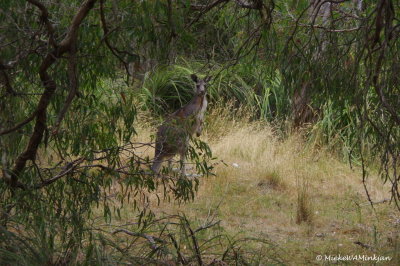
left=299, top=24, right=361, bottom=32
left=8, top=0, right=98, bottom=188
left=372, top=47, right=400, bottom=126
left=4, top=140, right=158, bottom=190
left=0, top=69, right=16, bottom=95
left=113, top=229, right=167, bottom=252
left=26, top=0, right=57, bottom=47
left=368, top=1, right=400, bottom=126
left=190, top=0, right=229, bottom=12
left=183, top=216, right=203, bottom=266
left=33, top=158, right=85, bottom=189
left=53, top=44, right=78, bottom=134
left=190, top=0, right=263, bottom=11
left=10, top=67, right=56, bottom=185
left=0, top=112, right=37, bottom=136
left=59, top=0, right=97, bottom=49
left=234, top=0, right=262, bottom=9
left=168, top=233, right=187, bottom=264
left=99, top=0, right=130, bottom=75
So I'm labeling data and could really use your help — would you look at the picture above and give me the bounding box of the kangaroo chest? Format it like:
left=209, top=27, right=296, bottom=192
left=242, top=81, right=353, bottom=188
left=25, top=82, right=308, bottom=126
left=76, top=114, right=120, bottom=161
left=169, top=94, right=207, bottom=127
left=198, top=95, right=207, bottom=120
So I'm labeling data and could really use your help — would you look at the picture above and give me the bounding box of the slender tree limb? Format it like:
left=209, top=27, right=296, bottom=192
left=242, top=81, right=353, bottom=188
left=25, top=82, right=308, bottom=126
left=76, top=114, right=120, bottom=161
left=0, top=112, right=37, bottom=136
left=372, top=44, right=400, bottom=126
left=190, top=0, right=229, bottom=12
left=9, top=0, right=98, bottom=188
left=52, top=44, right=78, bottom=134
left=194, top=220, right=221, bottom=233
left=32, top=158, right=84, bottom=189
left=190, top=0, right=264, bottom=11
left=26, top=0, right=57, bottom=47
left=168, top=233, right=187, bottom=264
left=299, top=24, right=361, bottom=32
left=310, top=0, right=348, bottom=26
left=113, top=229, right=166, bottom=252
left=59, top=0, right=97, bottom=49
left=183, top=216, right=203, bottom=266
left=234, top=0, right=262, bottom=9
left=99, top=0, right=130, bottom=75
left=0, top=69, right=17, bottom=95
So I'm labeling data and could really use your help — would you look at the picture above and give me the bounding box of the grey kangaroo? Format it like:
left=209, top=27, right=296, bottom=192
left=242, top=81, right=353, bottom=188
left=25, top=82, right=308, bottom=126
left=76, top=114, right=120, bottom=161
left=151, top=74, right=211, bottom=175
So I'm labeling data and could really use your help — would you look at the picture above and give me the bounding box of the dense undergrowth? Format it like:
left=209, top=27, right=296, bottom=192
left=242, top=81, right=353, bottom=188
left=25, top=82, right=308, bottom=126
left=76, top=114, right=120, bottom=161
left=1, top=0, right=399, bottom=264
left=2, top=62, right=397, bottom=264
left=133, top=61, right=377, bottom=165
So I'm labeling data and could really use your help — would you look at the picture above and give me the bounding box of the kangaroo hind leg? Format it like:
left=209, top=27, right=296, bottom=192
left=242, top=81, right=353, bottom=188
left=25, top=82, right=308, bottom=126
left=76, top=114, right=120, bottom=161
left=179, top=151, right=187, bottom=176
left=151, top=155, right=163, bottom=174
left=151, top=154, right=174, bottom=175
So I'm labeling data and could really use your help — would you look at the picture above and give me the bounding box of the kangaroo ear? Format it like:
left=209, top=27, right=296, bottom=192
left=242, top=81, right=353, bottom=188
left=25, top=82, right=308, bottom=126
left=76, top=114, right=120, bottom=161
left=204, top=75, right=212, bottom=82
left=191, top=74, right=198, bottom=83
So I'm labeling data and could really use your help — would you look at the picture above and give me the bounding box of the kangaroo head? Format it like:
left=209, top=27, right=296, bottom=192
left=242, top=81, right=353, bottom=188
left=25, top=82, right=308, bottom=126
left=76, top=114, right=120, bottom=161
left=191, top=74, right=211, bottom=96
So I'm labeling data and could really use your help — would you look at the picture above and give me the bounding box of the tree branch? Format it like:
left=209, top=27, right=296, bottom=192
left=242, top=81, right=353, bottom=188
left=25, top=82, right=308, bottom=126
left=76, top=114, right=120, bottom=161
left=0, top=69, right=17, bottom=95
left=234, top=0, right=262, bottom=9
left=0, top=112, right=37, bottom=136
left=52, top=44, right=78, bottom=134
left=26, top=0, right=57, bottom=47
left=299, top=23, right=361, bottom=32
left=372, top=44, right=400, bottom=126
left=190, top=0, right=229, bottom=12
left=32, top=158, right=84, bottom=189
left=9, top=0, right=98, bottom=188
left=99, top=0, right=130, bottom=75
left=113, top=229, right=166, bottom=252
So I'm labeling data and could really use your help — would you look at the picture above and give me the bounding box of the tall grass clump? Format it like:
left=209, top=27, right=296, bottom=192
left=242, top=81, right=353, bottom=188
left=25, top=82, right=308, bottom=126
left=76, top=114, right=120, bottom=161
left=136, top=59, right=289, bottom=122
left=296, top=177, right=314, bottom=225
left=138, top=64, right=199, bottom=115
left=0, top=213, right=283, bottom=265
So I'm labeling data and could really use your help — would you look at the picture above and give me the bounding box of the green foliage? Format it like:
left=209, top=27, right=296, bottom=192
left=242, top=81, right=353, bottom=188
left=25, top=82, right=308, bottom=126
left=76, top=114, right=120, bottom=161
left=139, top=64, right=198, bottom=114
left=1, top=0, right=399, bottom=263
left=137, top=60, right=288, bottom=121
left=1, top=214, right=283, bottom=265
left=0, top=1, right=216, bottom=263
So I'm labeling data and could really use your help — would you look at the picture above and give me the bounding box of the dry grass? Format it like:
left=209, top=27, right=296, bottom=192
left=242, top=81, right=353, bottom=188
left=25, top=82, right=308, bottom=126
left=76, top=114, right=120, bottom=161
left=111, top=105, right=400, bottom=264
